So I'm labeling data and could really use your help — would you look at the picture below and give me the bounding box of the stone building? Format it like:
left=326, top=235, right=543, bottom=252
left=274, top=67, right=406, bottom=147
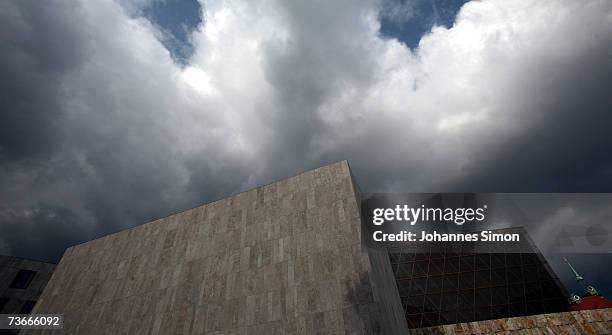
left=0, top=255, right=56, bottom=314
left=29, top=161, right=407, bottom=334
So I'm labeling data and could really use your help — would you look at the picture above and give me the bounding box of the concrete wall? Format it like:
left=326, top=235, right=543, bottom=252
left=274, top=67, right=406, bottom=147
left=411, top=308, right=612, bottom=334
left=29, top=161, right=407, bottom=334
left=367, top=248, right=409, bottom=334
left=0, top=255, right=55, bottom=314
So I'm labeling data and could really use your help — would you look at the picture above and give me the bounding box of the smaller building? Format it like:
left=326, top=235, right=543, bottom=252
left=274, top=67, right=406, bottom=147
left=0, top=255, right=56, bottom=314
left=389, top=227, right=570, bottom=328
left=565, top=258, right=612, bottom=311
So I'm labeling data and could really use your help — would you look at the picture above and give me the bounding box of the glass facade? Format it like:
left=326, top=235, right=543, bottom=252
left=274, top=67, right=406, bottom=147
left=390, top=229, right=569, bottom=328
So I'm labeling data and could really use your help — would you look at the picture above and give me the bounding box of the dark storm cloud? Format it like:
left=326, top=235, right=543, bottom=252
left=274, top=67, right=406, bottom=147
left=0, top=1, right=88, bottom=162
left=448, top=42, right=612, bottom=192
left=0, top=205, right=85, bottom=263
left=0, top=0, right=611, bottom=278
left=0, top=1, right=91, bottom=260
left=0, top=0, right=251, bottom=260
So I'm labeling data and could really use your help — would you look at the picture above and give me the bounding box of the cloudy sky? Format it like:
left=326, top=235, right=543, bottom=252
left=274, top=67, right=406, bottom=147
left=1, top=0, right=612, bottom=293
left=491, top=194, right=612, bottom=298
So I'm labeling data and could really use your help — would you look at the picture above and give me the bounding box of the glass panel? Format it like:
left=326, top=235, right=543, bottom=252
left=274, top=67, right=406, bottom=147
left=508, top=284, right=525, bottom=303
left=0, top=298, right=8, bottom=313
left=458, top=290, right=475, bottom=309
left=413, top=261, right=429, bottom=277
left=410, top=277, right=427, bottom=295
left=509, top=302, right=526, bottom=317
left=460, top=256, right=475, bottom=272
left=9, top=270, right=36, bottom=289
left=406, top=314, right=422, bottom=328
left=457, top=308, right=474, bottom=323
left=429, top=259, right=444, bottom=276
left=444, top=257, right=460, bottom=273
left=441, top=292, right=458, bottom=311
left=404, top=295, right=424, bottom=314
left=506, top=267, right=523, bottom=284
left=19, top=300, right=36, bottom=314
left=427, top=276, right=443, bottom=294
left=401, top=253, right=416, bottom=263
left=442, top=274, right=458, bottom=292
left=396, top=262, right=414, bottom=279
left=475, top=288, right=491, bottom=307
left=475, top=307, right=492, bottom=322
left=538, top=265, right=552, bottom=280
left=424, top=294, right=441, bottom=312
left=541, top=281, right=562, bottom=299
left=522, top=253, right=539, bottom=265
left=523, top=265, right=540, bottom=282
left=458, top=272, right=474, bottom=290
left=490, top=254, right=506, bottom=269
left=524, top=282, right=542, bottom=301
left=389, top=253, right=401, bottom=264
left=526, top=300, right=544, bottom=314
left=491, top=269, right=506, bottom=286
left=439, top=310, right=456, bottom=325
left=475, top=270, right=491, bottom=288
left=475, top=254, right=490, bottom=270
left=415, top=252, right=429, bottom=261
left=506, top=254, right=522, bottom=267
left=491, top=286, right=508, bottom=305
left=397, top=279, right=412, bottom=297
left=421, top=312, right=439, bottom=327
left=491, top=305, right=509, bottom=319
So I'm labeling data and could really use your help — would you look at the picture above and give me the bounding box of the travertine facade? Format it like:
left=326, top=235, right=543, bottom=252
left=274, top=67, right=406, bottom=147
left=29, top=161, right=407, bottom=334
left=411, top=308, right=612, bottom=334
